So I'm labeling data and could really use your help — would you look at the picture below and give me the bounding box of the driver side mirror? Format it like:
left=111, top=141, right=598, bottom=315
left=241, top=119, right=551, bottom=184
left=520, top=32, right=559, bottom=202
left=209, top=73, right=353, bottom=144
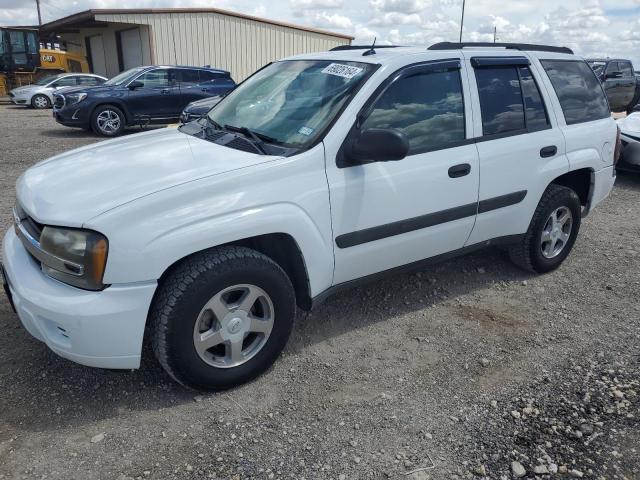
left=347, top=128, right=410, bottom=164
left=128, top=80, right=144, bottom=90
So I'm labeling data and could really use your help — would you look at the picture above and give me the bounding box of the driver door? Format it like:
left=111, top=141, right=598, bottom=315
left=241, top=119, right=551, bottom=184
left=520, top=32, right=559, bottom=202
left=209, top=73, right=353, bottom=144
left=127, top=68, right=182, bottom=120
left=324, top=60, right=480, bottom=285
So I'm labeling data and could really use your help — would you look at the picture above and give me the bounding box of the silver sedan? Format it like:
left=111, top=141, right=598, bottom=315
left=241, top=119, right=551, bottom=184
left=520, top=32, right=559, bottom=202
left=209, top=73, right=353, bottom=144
left=9, top=73, right=107, bottom=109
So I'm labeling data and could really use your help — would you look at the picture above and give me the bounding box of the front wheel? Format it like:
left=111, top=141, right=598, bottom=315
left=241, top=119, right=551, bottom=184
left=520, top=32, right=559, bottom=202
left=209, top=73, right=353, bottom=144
left=509, top=185, right=582, bottom=273
left=151, top=246, right=296, bottom=391
left=91, top=105, right=125, bottom=136
left=31, top=94, right=51, bottom=109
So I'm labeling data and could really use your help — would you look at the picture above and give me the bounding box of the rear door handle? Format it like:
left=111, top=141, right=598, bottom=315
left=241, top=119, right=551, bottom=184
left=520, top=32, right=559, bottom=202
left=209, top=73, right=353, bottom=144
left=448, top=163, right=471, bottom=178
left=540, top=146, right=557, bottom=158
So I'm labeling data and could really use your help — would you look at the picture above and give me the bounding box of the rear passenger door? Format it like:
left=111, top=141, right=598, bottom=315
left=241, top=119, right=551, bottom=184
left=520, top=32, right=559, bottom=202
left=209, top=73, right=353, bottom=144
left=176, top=68, right=203, bottom=105
left=464, top=55, right=568, bottom=246
left=326, top=59, right=480, bottom=284
left=603, top=62, right=623, bottom=111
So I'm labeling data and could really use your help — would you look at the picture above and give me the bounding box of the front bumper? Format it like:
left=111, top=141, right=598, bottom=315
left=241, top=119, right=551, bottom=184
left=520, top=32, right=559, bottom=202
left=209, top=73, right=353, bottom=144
left=53, top=106, right=91, bottom=128
left=10, top=92, right=29, bottom=105
left=2, top=228, right=157, bottom=369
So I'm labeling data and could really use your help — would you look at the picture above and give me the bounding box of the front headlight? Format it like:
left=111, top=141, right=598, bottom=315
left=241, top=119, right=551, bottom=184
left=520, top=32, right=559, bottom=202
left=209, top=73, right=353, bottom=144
left=65, top=92, right=87, bottom=106
left=40, top=227, right=108, bottom=290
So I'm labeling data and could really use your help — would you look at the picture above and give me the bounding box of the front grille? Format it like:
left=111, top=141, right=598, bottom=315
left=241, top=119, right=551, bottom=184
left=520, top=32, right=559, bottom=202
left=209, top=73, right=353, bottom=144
left=22, top=216, right=44, bottom=242
left=54, top=95, right=65, bottom=109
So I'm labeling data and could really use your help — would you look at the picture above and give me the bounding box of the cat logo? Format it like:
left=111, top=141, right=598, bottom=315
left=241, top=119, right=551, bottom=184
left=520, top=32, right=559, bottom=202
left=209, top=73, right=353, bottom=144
left=42, top=54, right=56, bottom=63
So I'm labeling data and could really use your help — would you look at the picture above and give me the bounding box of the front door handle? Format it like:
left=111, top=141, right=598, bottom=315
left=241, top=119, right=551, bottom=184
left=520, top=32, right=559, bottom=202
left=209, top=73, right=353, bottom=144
left=448, top=163, right=471, bottom=178
left=161, top=88, right=170, bottom=94
left=540, top=145, right=557, bottom=158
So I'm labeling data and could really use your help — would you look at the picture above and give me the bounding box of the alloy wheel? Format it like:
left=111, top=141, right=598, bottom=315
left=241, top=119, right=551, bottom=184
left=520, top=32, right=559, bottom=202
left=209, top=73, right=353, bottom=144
left=540, top=206, right=573, bottom=259
left=96, top=110, right=121, bottom=134
left=193, top=284, right=275, bottom=368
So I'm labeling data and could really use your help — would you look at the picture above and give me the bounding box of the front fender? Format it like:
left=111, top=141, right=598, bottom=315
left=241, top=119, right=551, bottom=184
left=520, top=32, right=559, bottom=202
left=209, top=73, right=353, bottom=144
left=86, top=147, right=334, bottom=296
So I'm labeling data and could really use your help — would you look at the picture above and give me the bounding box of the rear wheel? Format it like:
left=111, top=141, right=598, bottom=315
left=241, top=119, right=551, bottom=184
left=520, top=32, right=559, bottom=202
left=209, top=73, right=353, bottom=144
left=91, top=105, right=125, bottom=136
left=31, top=94, right=50, bottom=109
left=151, top=246, right=296, bottom=391
left=509, top=185, right=582, bottom=273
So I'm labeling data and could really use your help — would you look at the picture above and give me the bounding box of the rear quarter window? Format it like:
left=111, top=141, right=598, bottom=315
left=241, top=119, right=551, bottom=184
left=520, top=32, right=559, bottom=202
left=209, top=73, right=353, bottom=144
left=540, top=60, right=610, bottom=125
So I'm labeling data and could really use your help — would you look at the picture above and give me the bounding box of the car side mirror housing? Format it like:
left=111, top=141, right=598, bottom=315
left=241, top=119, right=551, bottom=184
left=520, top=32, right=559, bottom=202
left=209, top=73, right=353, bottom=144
left=347, top=128, right=410, bottom=164
left=128, top=80, right=144, bottom=90
left=605, top=71, right=623, bottom=79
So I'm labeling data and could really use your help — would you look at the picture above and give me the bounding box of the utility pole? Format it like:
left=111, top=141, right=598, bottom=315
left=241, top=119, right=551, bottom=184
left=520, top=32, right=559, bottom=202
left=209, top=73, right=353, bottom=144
left=35, top=0, right=42, bottom=25
left=459, top=0, right=466, bottom=42
left=493, top=26, right=497, bottom=43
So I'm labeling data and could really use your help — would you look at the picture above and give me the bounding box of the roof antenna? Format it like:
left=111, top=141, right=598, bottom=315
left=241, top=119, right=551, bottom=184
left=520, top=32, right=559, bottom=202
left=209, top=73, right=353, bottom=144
left=363, top=37, right=376, bottom=56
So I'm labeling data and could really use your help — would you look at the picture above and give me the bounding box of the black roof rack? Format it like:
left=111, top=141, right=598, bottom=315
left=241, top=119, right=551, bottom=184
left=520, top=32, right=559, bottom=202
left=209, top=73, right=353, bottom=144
left=330, top=45, right=402, bottom=52
left=428, top=42, right=573, bottom=55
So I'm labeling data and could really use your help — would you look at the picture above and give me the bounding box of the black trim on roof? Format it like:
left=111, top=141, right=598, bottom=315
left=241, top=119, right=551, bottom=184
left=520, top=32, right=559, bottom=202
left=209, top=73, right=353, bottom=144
left=330, top=45, right=402, bottom=51
left=428, top=42, right=573, bottom=55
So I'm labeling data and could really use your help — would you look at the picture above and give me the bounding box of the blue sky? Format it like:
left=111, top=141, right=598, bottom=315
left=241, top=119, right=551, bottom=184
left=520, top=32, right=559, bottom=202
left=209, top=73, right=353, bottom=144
left=2, top=0, right=639, bottom=66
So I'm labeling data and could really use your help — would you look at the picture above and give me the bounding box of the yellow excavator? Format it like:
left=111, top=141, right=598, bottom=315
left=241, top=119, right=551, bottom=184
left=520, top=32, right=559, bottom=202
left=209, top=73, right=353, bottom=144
left=1, top=27, right=90, bottom=96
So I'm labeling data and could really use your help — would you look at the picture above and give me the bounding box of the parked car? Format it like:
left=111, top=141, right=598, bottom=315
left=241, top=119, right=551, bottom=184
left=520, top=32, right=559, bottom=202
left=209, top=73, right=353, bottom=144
left=9, top=73, right=107, bottom=109
left=2, top=43, right=619, bottom=390
left=52, top=65, right=235, bottom=136
left=180, top=95, right=224, bottom=123
left=587, top=58, right=639, bottom=113
left=616, top=112, right=640, bottom=172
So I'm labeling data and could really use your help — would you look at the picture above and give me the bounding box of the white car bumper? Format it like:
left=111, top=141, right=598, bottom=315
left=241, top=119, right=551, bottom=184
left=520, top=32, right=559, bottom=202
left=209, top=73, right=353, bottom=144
left=1, top=228, right=157, bottom=369
left=9, top=92, right=31, bottom=105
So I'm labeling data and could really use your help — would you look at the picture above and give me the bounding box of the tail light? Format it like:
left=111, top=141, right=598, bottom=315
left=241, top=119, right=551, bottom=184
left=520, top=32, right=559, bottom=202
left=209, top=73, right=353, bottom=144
left=614, top=125, right=622, bottom=167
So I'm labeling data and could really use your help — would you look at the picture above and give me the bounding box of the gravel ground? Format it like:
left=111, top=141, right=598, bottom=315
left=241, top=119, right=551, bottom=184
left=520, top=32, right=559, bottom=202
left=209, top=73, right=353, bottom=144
left=0, top=102, right=639, bottom=480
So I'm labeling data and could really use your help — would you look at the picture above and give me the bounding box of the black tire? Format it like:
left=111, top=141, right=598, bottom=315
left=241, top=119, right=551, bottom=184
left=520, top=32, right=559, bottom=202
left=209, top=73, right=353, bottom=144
left=91, top=104, right=125, bottom=137
left=509, top=185, right=582, bottom=273
left=31, top=94, right=51, bottom=109
left=151, top=246, right=296, bottom=391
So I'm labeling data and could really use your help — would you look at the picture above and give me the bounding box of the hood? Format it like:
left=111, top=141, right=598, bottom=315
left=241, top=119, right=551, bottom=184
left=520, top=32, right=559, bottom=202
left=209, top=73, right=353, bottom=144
left=54, top=85, right=114, bottom=96
left=11, top=85, right=41, bottom=94
left=184, top=96, right=223, bottom=113
left=17, top=127, right=274, bottom=227
left=618, top=112, right=640, bottom=136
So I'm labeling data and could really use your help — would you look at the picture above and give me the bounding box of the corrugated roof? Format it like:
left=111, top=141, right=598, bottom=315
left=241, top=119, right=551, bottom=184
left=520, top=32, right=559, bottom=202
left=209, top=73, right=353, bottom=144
left=39, top=8, right=354, bottom=40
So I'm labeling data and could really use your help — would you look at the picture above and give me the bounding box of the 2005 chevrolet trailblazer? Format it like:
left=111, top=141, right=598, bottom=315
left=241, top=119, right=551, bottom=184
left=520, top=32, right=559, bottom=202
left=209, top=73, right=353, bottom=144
left=1, top=43, right=619, bottom=390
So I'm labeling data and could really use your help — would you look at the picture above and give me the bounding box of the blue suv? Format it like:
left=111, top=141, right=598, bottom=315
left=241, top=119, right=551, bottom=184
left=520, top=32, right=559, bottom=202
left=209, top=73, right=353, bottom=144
left=53, top=65, right=235, bottom=136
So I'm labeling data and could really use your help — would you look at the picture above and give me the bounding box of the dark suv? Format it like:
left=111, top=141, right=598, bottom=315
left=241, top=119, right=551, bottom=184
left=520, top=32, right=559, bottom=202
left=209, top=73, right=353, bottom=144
left=53, top=65, right=235, bottom=136
left=587, top=58, right=639, bottom=113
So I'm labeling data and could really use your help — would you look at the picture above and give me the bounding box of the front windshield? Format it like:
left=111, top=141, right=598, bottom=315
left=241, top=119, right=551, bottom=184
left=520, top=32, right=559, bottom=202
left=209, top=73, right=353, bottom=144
left=588, top=61, right=606, bottom=76
left=104, top=67, right=145, bottom=86
left=208, top=60, right=373, bottom=147
left=34, top=74, right=60, bottom=86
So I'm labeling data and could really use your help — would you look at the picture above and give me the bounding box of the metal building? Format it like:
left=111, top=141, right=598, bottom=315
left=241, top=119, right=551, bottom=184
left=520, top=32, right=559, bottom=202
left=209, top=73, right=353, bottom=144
left=39, top=8, right=353, bottom=80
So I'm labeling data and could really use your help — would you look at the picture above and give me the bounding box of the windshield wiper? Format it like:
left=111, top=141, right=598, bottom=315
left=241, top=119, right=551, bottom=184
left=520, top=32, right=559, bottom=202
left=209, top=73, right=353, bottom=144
left=224, top=124, right=277, bottom=154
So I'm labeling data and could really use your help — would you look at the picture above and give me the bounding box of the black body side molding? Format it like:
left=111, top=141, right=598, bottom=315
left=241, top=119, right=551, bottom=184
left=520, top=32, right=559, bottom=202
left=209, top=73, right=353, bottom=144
left=335, top=190, right=527, bottom=248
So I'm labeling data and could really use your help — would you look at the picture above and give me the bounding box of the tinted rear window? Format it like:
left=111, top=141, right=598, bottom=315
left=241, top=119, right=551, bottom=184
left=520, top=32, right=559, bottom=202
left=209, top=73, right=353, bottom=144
left=541, top=60, right=610, bottom=125
left=475, top=67, right=525, bottom=136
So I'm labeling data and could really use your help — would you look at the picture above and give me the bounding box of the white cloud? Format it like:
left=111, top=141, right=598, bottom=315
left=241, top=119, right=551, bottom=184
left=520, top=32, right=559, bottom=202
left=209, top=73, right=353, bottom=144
left=369, top=12, right=422, bottom=26
left=290, top=0, right=344, bottom=9
left=370, top=0, right=431, bottom=14
left=306, top=11, right=353, bottom=28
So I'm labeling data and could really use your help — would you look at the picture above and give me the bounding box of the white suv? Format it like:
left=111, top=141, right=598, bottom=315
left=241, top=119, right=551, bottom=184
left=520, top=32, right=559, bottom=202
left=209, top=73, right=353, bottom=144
left=2, top=43, right=619, bottom=390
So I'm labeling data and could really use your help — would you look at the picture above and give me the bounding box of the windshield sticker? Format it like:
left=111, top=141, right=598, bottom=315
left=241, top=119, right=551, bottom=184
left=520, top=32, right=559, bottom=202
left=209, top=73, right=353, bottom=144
left=321, top=63, right=364, bottom=79
left=298, top=126, right=314, bottom=136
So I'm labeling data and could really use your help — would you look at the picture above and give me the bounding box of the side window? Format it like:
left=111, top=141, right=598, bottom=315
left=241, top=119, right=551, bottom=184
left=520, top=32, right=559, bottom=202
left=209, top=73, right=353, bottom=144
left=475, top=65, right=550, bottom=136
left=518, top=67, right=550, bottom=132
left=475, top=67, right=525, bottom=136
left=137, top=69, right=169, bottom=88
left=541, top=60, right=610, bottom=125
left=360, top=69, right=465, bottom=154
left=620, top=62, right=633, bottom=78
left=177, top=69, right=200, bottom=85
left=77, top=76, right=98, bottom=86
left=199, top=70, right=222, bottom=84
left=605, top=61, right=619, bottom=76
left=53, top=76, right=78, bottom=87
